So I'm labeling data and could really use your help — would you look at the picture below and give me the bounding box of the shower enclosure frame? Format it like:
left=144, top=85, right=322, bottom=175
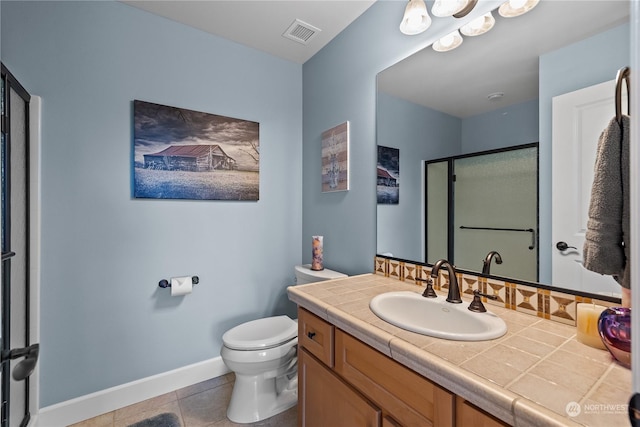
left=424, top=142, right=540, bottom=281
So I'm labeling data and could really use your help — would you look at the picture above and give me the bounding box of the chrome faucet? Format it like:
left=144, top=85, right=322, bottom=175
left=430, top=259, right=462, bottom=303
left=482, top=251, right=503, bottom=275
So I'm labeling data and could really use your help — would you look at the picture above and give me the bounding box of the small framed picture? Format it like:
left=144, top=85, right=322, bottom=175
left=377, top=145, right=399, bottom=204
left=321, top=121, right=349, bottom=192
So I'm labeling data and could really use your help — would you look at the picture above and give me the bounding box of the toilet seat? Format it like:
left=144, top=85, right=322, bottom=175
left=223, top=315, right=298, bottom=351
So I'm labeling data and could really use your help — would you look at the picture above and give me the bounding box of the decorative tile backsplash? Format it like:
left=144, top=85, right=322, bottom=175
left=374, top=256, right=618, bottom=327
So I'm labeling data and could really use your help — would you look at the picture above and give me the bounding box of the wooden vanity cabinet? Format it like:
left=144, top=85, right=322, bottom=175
left=335, top=329, right=454, bottom=426
left=299, top=348, right=380, bottom=426
left=297, top=308, right=456, bottom=427
left=456, top=397, right=510, bottom=427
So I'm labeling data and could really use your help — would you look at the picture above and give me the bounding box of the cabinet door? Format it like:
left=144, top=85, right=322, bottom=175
left=456, top=397, right=510, bottom=427
left=335, top=329, right=454, bottom=427
left=382, top=416, right=402, bottom=427
left=299, top=348, right=380, bottom=427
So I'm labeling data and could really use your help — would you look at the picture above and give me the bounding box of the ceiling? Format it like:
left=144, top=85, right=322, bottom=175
left=121, top=0, right=377, bottom=64
left=378, top=1, right=630, bottom=118
left=121, top=1, right=630, bottom=118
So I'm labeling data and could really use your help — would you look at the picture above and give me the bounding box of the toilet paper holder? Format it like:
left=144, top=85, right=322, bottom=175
left=158, top=276, right=199, bottom=288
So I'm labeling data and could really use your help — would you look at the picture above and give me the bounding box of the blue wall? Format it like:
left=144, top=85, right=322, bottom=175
left=302, top=0, right=498, bottom=274
left=376, top=92, right=461, bottom=260
left=461, top=99, right=539, bottom=153
left=1, top=1, right=302, bottom=406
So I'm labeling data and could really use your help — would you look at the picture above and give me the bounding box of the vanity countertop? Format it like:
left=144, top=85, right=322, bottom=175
left=287, top=274, right=631, bottom=427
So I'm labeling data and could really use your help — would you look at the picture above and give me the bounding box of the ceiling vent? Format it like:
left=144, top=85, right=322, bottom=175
left=282, top=19, right=321, bottom=45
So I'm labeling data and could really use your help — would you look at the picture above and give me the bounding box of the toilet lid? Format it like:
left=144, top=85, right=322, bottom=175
left=222, top=315, right=298, bottom=350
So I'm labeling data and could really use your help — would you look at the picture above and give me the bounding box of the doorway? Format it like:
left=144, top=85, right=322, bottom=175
left=551, top=78, right=624, bottom=297
left=1, top=63, right=37, bottom=427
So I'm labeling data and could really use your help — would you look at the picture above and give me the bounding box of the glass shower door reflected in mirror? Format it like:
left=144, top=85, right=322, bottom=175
left=426, top=144, right=538, bottom=281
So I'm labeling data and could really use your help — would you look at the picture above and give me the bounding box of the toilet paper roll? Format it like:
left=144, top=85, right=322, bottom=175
left=171, top=276, right=193, bottom=296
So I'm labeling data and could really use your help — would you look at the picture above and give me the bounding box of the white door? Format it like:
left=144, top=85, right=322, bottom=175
left=551, top=79, right=626, bottom=297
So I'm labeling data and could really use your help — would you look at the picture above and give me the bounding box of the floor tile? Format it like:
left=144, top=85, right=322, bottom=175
left=179, top=382, right=233, bottom=427
left=176, top=373, right=235, bottom=400
left=115, top=392, right=178, bottom=421
left=211, top=405, right=297, bottom=426
left=69, top=411, right=114, bottom=427
left=114, top=400, right=182, bottom=427
left=70, top=375, right=298, bottom=427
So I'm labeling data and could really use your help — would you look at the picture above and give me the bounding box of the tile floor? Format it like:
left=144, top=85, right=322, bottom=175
left=69, top=373, right=298, bottom=427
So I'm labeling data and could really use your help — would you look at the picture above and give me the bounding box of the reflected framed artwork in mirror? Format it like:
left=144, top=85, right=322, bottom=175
left=377, top=145, right=399, bottom=204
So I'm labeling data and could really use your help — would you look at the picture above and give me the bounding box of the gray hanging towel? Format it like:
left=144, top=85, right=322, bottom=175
left=583, top=115, right=630, bottom=289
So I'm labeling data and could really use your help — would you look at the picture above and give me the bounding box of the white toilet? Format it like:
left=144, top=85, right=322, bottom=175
left=221, top=264, right=347, bottom=423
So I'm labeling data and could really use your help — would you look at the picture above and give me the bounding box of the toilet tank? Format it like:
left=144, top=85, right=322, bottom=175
left=294, top=264, right=347, bottom=285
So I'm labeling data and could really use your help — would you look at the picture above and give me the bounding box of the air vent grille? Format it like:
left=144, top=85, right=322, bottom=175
left=283, top=19, right=321, bottom=45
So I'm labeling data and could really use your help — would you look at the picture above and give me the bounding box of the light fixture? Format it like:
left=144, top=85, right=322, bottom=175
left=433, top=29, right=463, bottom=52
left=460, top=12, right=495, bottom=36
left=432, top=0, right=478, bottom=18
left=498, top=0, right=539, bottom=18
left=400, top=0, right=432, bottom=35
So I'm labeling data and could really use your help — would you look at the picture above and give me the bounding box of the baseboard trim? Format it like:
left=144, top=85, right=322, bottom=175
left=36, top=357, right=229, bottom=426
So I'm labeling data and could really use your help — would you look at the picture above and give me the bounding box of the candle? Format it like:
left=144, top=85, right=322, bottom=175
left=576, top=303, right=607, bottom=349
left=311, top=236, right=324, bottom=271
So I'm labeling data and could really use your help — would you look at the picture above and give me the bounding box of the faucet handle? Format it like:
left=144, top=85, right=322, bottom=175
left=416, top=277, right=437, bottom=298
left=468, top=289, right=498, bottom=313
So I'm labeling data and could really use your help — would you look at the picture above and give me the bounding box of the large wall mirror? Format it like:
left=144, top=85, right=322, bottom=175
left=376, top=0, right=630, bottom=298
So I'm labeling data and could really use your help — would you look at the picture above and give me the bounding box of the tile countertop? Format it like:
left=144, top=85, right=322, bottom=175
left=287, top=274, right=632, bottom=427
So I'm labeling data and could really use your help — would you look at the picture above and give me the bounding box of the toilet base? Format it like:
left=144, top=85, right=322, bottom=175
left=226, top=371, right=298, bottom=424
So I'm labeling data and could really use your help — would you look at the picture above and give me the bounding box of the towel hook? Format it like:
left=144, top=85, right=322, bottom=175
left=615, top=66, right=630, bottom=126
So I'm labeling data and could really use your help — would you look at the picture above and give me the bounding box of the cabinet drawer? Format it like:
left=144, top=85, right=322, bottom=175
left=298, top=308, right=334, bottom=367
left=335, top=329, right=454, bottom=427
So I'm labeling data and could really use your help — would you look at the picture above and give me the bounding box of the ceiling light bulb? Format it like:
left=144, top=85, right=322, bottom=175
left=400, top=0, right=432, bottom=35
left=509, top=0, right=528, bottom=9
left=460, top=12, right=495, bottom=36
left=433, top=30, right=463, bottom=52
left=432, top=0, right=468, bottom=17
left=498, top=0, right=539, bottom=18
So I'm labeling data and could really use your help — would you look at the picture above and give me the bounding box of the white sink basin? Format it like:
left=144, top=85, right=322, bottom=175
left=369, top=291, right=507, bottom=341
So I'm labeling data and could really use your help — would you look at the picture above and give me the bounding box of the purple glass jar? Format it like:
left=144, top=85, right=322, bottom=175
left=598, top=307, right=631, bottom=369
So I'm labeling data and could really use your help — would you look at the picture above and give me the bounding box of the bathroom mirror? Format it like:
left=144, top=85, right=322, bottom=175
left=376, top=0, right=630, bottom=296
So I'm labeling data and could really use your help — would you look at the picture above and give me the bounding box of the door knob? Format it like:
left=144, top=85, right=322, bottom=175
left=556, top=241, right=577, bottom=251
left=1, top=343, right=39, bottom=381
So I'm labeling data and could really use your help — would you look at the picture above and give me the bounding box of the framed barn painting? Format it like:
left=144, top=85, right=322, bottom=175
left=321, top=121, right=349, bottom=192
left=133, top=100, right=260, bottom=201
left=377, top=145, right=399, bottom=204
